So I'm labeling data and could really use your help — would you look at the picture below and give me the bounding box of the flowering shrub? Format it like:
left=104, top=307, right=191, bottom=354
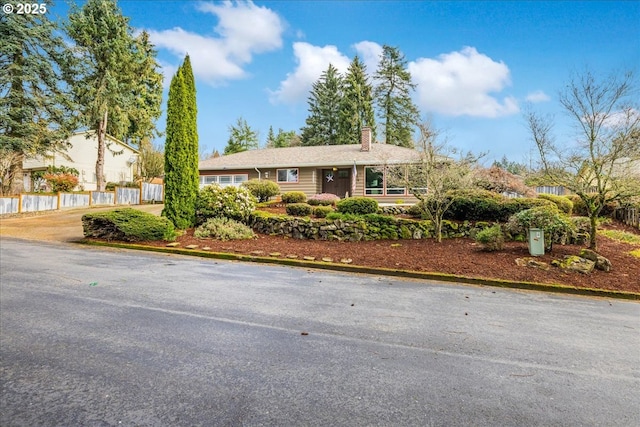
left=307, top=193, right=340, bottom=206
left=194, top=217, right=255, bottom=240
left=195, top=184, right=256, bottom=225
left=43, top=173, right=79, bottom=192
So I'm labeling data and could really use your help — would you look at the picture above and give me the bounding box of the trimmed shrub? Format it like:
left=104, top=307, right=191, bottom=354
left=241, top=179, right=280, bottom=202
left=442, top=189, right=555, bottom=222
left=475, top=225, right=504, bottom=251
left=506, top=205, right=575, bottom=249
left=307, top=193, right=340, bottom=206
left=82, top=208, right=175, bottom=242
left=336, top=197, right=378, bottom=215
left=286, top=203, right=313, bottom=216
left=194, top=217, right=255, bottom=240
left=313, top=205, right=334, bottom=218
left=195, top=184, right=256, bottom=225
left=281, top=191, right=307, bottom=204
left=538, top=193, right=573, bottom=215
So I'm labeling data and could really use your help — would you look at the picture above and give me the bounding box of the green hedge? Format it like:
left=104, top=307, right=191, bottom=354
left=439, top=189, right=555, bottom=222
left=336, top=197, right=378, bottom=215
left=241, top=179, right=280, bottom=202
left=281, top=191, right=307, bottom=204
left=285, top=203, right=313, bottom=216
left=538, top=193, right=573, bottom=214
left=82, top=208, right=175, bottom=242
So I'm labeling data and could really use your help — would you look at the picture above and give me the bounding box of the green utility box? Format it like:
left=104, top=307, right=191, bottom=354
left=528, top=228, right=545, bottom=256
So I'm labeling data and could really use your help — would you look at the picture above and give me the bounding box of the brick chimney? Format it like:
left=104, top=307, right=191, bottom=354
left=360, top=126, right=372, bottom=152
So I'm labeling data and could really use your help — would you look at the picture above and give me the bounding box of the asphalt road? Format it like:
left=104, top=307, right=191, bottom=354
left=1, top=239, right=639, bottom=426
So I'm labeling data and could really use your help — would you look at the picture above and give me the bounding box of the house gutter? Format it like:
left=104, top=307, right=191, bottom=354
left=254, top=167, right=261, bottom=180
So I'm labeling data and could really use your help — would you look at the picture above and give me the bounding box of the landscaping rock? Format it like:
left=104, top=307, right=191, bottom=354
left=166, top=242, right=180, bottom=247
left=515, top=257, right=550, bottom=270
left=552, top=255, right=595, bottom=274
left=303, top=256, right=316, bottom=261
left=185, top=244, right=199, bottom=249
left=579, top=249, right=612, bottom=272
left=321, top=257, right=333, bottom=263
left=340, top=258, right=353, bottom=264
left=269, top=252, right=281, bottom=257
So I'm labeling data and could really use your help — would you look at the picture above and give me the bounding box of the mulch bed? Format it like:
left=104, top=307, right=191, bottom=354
left=136, top=219, right=640, bottom=295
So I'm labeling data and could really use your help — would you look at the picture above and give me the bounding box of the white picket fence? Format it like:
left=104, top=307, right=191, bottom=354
left=0, top=182, right=163, bottom=215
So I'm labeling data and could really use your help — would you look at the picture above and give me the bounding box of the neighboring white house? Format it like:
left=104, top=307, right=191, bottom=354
left=22, top=131, right=139, bottom=191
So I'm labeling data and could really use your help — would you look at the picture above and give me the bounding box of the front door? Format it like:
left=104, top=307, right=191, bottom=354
left=322, top=168, right=351, bottom=198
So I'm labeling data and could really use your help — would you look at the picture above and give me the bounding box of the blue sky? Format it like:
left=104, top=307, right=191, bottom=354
left=53, top=1, right=639, bottom=164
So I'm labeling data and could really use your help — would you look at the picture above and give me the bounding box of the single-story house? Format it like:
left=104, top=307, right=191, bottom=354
left=198, top=127, right=423, bottom=203
left=22, top=131, right=139, bottom=191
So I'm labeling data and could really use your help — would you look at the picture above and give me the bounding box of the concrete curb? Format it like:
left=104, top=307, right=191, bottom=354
left=78, top=239, right=640, bottom=301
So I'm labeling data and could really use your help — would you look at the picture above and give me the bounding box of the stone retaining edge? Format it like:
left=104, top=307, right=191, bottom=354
left=79, top=240, right=640, bottom=301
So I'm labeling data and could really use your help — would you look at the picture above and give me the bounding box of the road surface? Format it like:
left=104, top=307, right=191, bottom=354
left=1, top=239, right=639, bottom=426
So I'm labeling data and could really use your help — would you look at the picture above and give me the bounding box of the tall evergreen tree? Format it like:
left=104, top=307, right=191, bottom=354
left=67, top=0, right=162, bottom=190
left=374, top=46, right=420, bottom=147
left=224, top=117, right=258, bottom=154
left=0, top=0, right=77, bottom=194
left=301, top=64, right=344, bottom=146
left=163, top=56, right=199, bottom=229
left=339, top=56, right=376, bottom=144
left=265, top=126, right=276, bottom=147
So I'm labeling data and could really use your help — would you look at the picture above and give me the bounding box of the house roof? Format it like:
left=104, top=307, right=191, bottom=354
left=199, top=144, right=423, bottom=171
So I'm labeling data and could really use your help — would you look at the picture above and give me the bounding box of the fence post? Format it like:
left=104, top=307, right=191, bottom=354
left=18, top=193, right=22, bottom=213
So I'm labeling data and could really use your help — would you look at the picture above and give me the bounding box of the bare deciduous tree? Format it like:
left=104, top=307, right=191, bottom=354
left=387, top=119, right=482, bottom=242
left=526, top=68, right=640, bottom=251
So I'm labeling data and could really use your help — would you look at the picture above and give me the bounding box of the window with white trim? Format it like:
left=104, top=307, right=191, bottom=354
left=199, top=174, right=248, bottom=188
left=277, top=168, right=298, bottom=183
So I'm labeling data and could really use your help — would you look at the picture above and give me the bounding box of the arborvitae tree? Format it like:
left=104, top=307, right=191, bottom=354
left=374, top=46, right=420, bottom=147
left=0, top=0, right=77, bottom=194
left=301, top=64, right=344, bottom=146
left=340, top=56, right=376, bottom=144
left=67, top=0, right=162, bottom=190
left=224, top=117, right=259, bottom=154
left=163, top=56, right=199, bottom=229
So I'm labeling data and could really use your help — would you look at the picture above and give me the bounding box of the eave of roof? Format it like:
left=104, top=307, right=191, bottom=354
left=199, top=144, right=422, bottom=171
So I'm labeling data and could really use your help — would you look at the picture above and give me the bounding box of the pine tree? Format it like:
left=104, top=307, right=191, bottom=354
left=224, top=117, right=258, bottom=154
left=374, top=46, right=420, bottom=147
left=301, top=64, right=344, bottom=146
left=163, top=56, right=199, bottom=229
left=67, top=0, right=162, bottom=190
left=340, top=56, right=376, bottom=144
left=265, top=126, right=276, bottom=147
left=0, top=0, right=77, bottom=194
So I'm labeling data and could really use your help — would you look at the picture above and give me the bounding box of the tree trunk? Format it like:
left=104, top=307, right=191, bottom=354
left=435, top=217, right=443, bottom=243
left=588, top=214, right=598, bottom=251
left=96, top=109, right=108, bottom=191
left=8, top=153, right=25, bottom=195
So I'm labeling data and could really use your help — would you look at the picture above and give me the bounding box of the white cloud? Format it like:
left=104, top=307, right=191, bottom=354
left=526, top=90, right=550, bottom=103
left=269, top=42, right=351, bottom=104
left=353, top=41, right=383, bottom=74
left=148, top=1, right=284, bottom=85
left=409, top=47, right=519, bottom=117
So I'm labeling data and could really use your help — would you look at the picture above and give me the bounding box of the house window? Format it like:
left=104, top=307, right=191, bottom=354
left=365, top=167, right=383, bottom=195
left=277, top=168, right=298, bottom=183
left=199, top=174, right=248, bottom=188
left=365, top=166, right=407, bottom=196
left=386, top=165, right=406, bottom=195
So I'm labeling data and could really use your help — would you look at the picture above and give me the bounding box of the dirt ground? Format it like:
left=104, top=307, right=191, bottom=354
left=2, top=204, right=638, bottom=294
